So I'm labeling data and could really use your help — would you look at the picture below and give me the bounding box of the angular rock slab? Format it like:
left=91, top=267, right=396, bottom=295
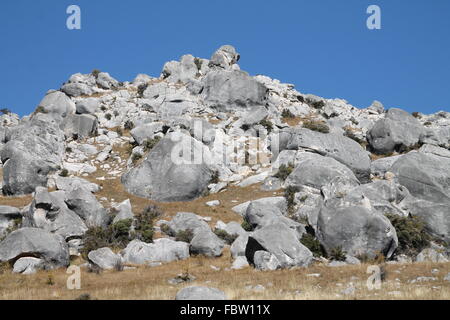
left=286, top=128, right=371, bottom=181
left=0, top=228, right=69, bottom=268
left=245, top=223, right=313, bottom=269
left=88, top=247, right=122, bottom=270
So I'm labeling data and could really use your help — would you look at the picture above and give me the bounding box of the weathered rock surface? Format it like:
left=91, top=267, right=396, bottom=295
left=245, top=223, right=313, bottom=269
left=121, top=239, right=189, bottom=265
left=286, top=129, right=371, bottom=181
left=65, top=187, right=109, bottom=228
left=1, top=114, right=64, bottom=195
left=88, top=247, right=122, bottom=269
left=316, top=194, right=398, bottom=259
left=122, top=132, right=213, bottom=202
left=0, top=228, right=69, bottom=268
left=190, top=229, right=224, bottom=257
left=391, top=152, right=450, bottom=243
left=202, top=70, right=267, bottom=111
left=367, top=108, right=425, bottom=154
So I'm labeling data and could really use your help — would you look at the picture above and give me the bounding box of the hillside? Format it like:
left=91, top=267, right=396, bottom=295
left=0, top=45, right=449, bottom=300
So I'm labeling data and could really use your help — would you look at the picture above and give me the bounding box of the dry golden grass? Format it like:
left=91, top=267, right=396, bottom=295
left=0, top=249, right=448, bottom=300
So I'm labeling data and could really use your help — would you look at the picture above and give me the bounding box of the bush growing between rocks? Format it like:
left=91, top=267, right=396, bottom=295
left=329, top=246, right=346, bottom=261
left=0, top=217, right=22, bottom=242
left=412, top=112, right=421, bottom=119
left=274, top=163, right=294, bottom=181
left=194, top=57, right=203, bottom=71
left=214, top=229, right=238, bottom=245
left=81, top=219, right=133, bottom=259
left=259, top=119, right=273, bottom=133
left=91, top=69, right=101, bottom=78
left=124, top=120, right=135, bottom=131
left=281, top=109, right=295, bottom=119
left=303, top=120, right=330, bottom=134
left=210, top=170, right=220, bottom=184
left=284, top=186, right=300, bottom=213
left=81, top=206, right=162, bottom=258
left=385, top=213, right=431, bottom=256
left=59, top=169, right=69, bottom=177
left=241, top=220, right=254, bottom=232
left=176, top=229, right=194, bottom=243
left=300, top=233, right=327, bottom=258
left=306, top=98, right=325, bottom=110
left=105, top=113, right=112, bottom=121
left=143, top=137, right=161, bottom=152
left=160, top=223, right=170, bottom=235
left=35, top=106, right=48, bottom=114
left=131, top=153, right=143, bottom=163
left=137, top=83, right=148, bottom=98
left=0, top=108, right=11, bottom=115
left=133, top=205, right=162, bottom=243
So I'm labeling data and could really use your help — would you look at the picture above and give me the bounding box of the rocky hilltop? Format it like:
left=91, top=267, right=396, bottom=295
left=0, top=45, right=449, bottom=279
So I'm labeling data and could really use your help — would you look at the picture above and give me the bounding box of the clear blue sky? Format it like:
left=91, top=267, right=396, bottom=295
left=1, top=0, right=449, bottom=116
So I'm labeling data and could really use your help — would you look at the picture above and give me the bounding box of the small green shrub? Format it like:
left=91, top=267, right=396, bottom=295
left=0, top=108, right=11, bottom=115
left=137, top=83, right=148, bottom=98
left=259, top=119, right=273, bottom=133
left=300, top=233, right=326, bottom=258
left=214, top=229, right=238, bottom=245
left=210, top=170, right=220, bottom=184
left=160, top=224, right=170, bottom=234
left=240, top=124, right=251, bottom=131
left=105, top=113, right=112, bottom=121
left=124, top=120, right=135, bottom=131
left=100, top=105, right=107, bottom=112
left=412, top=112, right=421, bottom=119
left=329, top=246, right=346, bottom=261
left=113, top=110, right=119, bottom=117
left=65, top=147, right=73, bottom=153
left=396, top=143, right=423, bottom=154
left=385, top=213, right=431, bottom=256
left=241, top=220, right=254, bottom=232
left=35, top=106, right=48, bottom=114
left=143, top=137, right=161, bottom=152
left=59, top=169, right=69, bottom=177
left=91, top=69, right=101, bottom=78
left=133, top=205, right=163, bottom=243
left=306, top=99, right=325, bottom=109
left=284, top=186, right=300, bottom=213
left=176, top=229, right=194, bottom=243
left=303, top=120, right=330, bottom=134
left=131, top=153, right=143, bottom=163
left=281, top=109, right=295, bottom=119
left=274, top=163, right=294, bottom=181
left=194, top=57, right=203, bottom=71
